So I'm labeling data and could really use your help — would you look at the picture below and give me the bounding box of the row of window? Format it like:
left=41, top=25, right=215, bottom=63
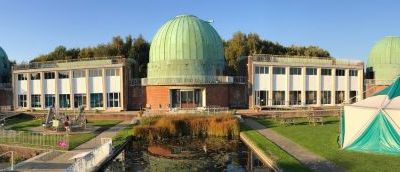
left=254, top=66, right=358, bottom=76
left=254, top=90, right=357, bottom=106
left=18, top=93, right=120, bottom=108
left=17, top=68, right=120, bottom=81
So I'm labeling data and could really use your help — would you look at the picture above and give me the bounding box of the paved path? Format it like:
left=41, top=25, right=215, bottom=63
left=15, top=121, right=131, bottom=172
left=243, top=118, right=344, bottom=172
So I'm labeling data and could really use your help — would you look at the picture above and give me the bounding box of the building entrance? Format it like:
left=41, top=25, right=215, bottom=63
left=170, top=89, right=203, bottom=108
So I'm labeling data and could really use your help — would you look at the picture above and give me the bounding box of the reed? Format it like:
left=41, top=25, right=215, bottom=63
left=134, top=114, right=239, bottom=141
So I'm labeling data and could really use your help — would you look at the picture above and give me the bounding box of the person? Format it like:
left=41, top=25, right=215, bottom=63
left=64, top=116, right=70, bottom=132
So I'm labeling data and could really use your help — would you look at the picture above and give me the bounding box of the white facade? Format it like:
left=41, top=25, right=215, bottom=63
left=250, top=55, right=364, bottom=108
left=13, top=58, right=126, bottom=111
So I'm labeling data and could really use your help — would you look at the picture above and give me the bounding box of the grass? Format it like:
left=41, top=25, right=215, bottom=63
left=240, top=123, right=310, bottom=172
left=68, top=120, right=121, bottom=150
left=257, top=117, right=400, bottom=172
left=112, top=124, right=134, bottom=147
left=5, top=114, right=42, bottom=131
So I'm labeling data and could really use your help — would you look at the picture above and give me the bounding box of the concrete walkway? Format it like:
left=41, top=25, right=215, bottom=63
left=15, top=121, right=131, bottom=172
left=243, top=118, right=344, bottom=172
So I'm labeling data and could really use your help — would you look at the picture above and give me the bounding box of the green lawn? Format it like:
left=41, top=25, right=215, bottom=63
left=257, top=117, right=400, bottom=172
left=5, top=114, right=42, bottom=131
left=68, top=120, right=122, bottom=150
left=112, top=124, right=134, bottom=147
left=240, top=123, right=310, bottom=172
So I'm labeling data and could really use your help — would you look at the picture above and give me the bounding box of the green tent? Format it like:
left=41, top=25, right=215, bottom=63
left=341, top=78, right=400, bottom=155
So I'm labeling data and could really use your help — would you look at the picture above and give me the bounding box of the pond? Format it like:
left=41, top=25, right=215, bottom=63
left=105, top=137, right=269, bottom=172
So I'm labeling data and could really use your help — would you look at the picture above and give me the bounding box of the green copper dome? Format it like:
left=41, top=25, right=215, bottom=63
left=368, top=36, right=400, bottom=81
left=0, top=47, right=10, bottom=83
left=147, top=15, right=225, bottom=85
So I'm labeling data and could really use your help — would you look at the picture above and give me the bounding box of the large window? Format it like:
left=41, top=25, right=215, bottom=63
left=306, top=91, right=317, bottom=104
left=31, top=73, right=41, bottom=80
left=273, top=67, right=285, bottom=75
left=107, top=92, right=120, bottom=107
left=89, top=69, right=102, bottom=77
left=31, top=95, right=41, bottom=108
left=58, top=71, right=69, bottom=79
left=74, top=94, right=87, bottom=108
left=73, top=70, right=86, bottom=78
left=336, top=91, right=345, bottom=104
left=90, top=93, right=103, bottom=108
left=59, top=94, right=70, bottom=108
left=321, top=91, right=331, bottom=104
left=255, top=66, right=269, bottom=74
left=306, top=68, right=317, bottom=75
left=349, top=70, right=358, bottom=76
left=255, top=90, right=267, bottom=106
left=350, top=91, right=357, bottom=103
left=336, top=69, right=345, bottom=76
left=272, top=91, right=285, bottom=105
left=18, top=95, right=27, bottom=107
left=17, top=74, right=27, bottom=80
left=105, top=69, right=120, bottom=76
left=289, top=91, right=301, bottom=105
left=290, top=68, right=301, bottom=75
left=321, top=69, right=331, bottom=75
left=45, top=94, right=55, bottom=108
left=44, top=72, right=55, bottom=79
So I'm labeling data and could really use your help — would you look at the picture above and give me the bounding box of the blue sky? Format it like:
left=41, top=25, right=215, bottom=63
left=0, top=0, right=399, bottom=62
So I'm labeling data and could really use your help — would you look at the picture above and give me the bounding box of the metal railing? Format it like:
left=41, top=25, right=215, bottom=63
left=365, top=79, right=395, bottom=86
left=13, top=56, right=125, bottom=70
left=66, top=138, right=112, bottom=172
left=0, top=129, right=69, bottom=150
left=139, top=76, right=246, bottom=86
left=251, top=54, right=364, bottom=67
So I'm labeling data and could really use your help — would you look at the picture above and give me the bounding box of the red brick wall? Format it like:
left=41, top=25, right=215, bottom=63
left=127, top=86, right=145, bottom=110
left=247, top=56, right=254, bottom=108
left=366, top=85, right=387, bottom=98
left=0, top=89, right=12, bottom=107
left=205, top=85, right=229, bottom=107
left=228, top=84, right=247, bottom=108
left=145, top=86, right=170, bottom=109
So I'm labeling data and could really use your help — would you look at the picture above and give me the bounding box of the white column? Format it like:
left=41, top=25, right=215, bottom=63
left=331, top=68, right=336, bottom=105
left=345, top=69, right=350, bottom=104
left=120, top=67, right=124, bottom=110
left=69, top=70, right=74, bottom=109
left=102, top=68, right=107, bottom=110
left=317, top=68, right=322, bottom=106
left=358, top=69, right=364, bottom=101
left=12, top=73, right=17, bottom=110
left=301, top=67, right=306, bottom=106
left=27, top=73, right=32, bottom=110
left=285, top=66, right=290, bottom=106
left=40, top=72, right=45, bottom=109
left=268, top=66, right=273, bottom=106
left=55, top=71, right=59, bottom=109
left=85, top=69, right=90, bottom=110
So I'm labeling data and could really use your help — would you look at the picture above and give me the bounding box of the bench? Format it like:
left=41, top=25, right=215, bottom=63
left=308, top=116, right=324, bottom=126
left=280, top=118, right=295, bottom=126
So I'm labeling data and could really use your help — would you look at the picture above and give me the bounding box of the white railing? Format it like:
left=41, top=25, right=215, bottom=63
left=0, top=129, right=69, bottom=150
left=365, top=79, right=395, bottom=86
left=66, top=138, right=112, bottom=172
left=139, top=76, right=246, bottom=86
left=252, top=54, right=364, bottom=67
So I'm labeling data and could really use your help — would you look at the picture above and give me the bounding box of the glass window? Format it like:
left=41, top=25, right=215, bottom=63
left=18, top=74, right=27, bottom=80
left=74, top=94, right=87, bottom=108
left=350, top=91, right=357, bottom=103
left=290, top=68, right=301, bottom=75
left=90, top=93, right=103, bottom=108
left=289, top=91, right=301, bottom=105
left=107, top=92, right=120, bottom=107
left=321, top=91, right=331, bottom=104
left=321, top=69, right=331, bottom=76
left=306, top=91, right=317, bottom=104
left=336, top=91, right=345, bottom=104
left=255, top=66, right=260, bottom=74
left=58, top=71, right=69, bottom=79
left=272, top=91, right=285, bottom=105
left=336, top=69, right=345, bottom=76
left=31, top=73, right=41, bottom=80
left=31, top=95, right=41, bottom=108
left=349, top=70, right=358, bottom=76
left=73, top=70, right=86, bottom=78
left=18, top=95, right=27, bottom=107
left=255, top=90, right=267, bottom=106
left=89, top=69, right=102, bottom=77
left=45, top=94, right=55, bottom=108
left=259, top=67, right=265, bottom=74
left=306, top=68, right=317, bottom=75
left=44, top=72, right=55, bottom=79
left=59, top=94, right=71, bottom=108
left=106, top=69, right=120, bottom=76
left=273, top=67, right=285, bottom=75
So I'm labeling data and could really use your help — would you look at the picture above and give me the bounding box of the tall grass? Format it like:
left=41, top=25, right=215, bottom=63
left=134, top=114, right=239, bottom=141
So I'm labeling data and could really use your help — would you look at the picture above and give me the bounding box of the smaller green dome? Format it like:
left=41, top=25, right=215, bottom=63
left=368, top=36, right=400, bottom=81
